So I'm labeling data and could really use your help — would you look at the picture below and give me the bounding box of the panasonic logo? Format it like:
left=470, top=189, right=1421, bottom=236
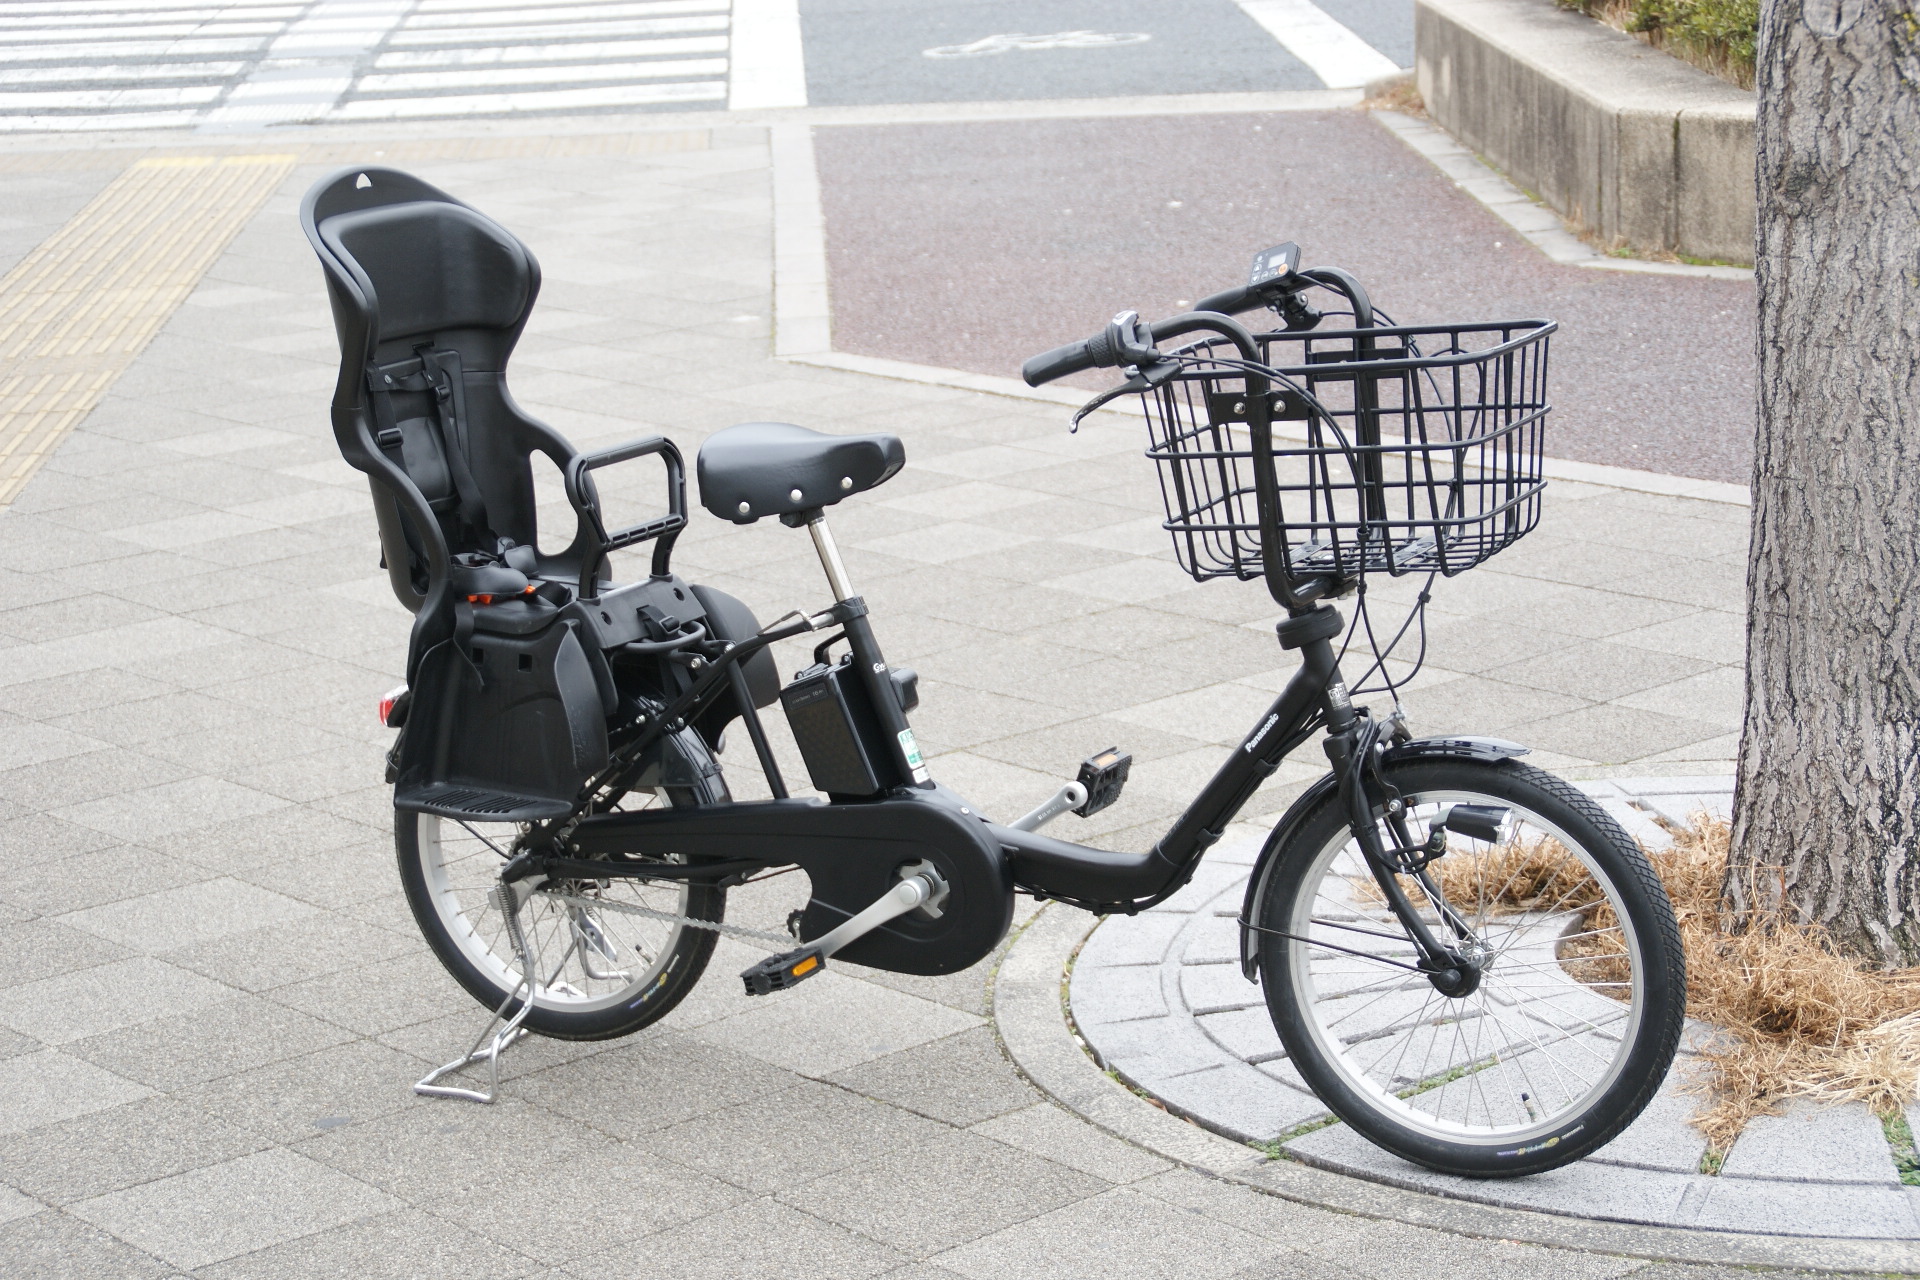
left=1244, top=712, right=1280, bottom=753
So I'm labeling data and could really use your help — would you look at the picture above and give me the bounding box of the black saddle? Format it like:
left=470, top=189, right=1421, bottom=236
left=697, top=422, right=904, bottom=525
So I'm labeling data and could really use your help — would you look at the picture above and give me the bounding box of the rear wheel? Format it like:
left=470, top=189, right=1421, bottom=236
left=1255, top=758, right=1685, bottom=1177
left=396, top=739, right=728, bottom=1041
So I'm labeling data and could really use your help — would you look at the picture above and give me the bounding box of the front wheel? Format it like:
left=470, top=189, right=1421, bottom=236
left=1255, top=758, right=1685, bottom=1177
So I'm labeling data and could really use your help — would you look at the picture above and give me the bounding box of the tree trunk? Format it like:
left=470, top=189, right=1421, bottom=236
left=1728, top=0, right=1920, bottom=964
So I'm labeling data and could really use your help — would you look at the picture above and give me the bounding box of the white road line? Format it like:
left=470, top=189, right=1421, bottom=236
left=0, top=20, right=282, bottom=41
left=358, top=57, right=727, bottom=90
left=0, top=37, right=271, bottom=62
left=1235, top=0, right=1401, bottom=88
left=0, top=0, right=289, bottom=13
left=0, top=62, right=245, bottom=84
left=374, top=35, right=727, bottom=68
left=0, top=5, right=295, bottom=27
left=404, top=0, right=726, bottom=26
left=0, top=84, right=223, bottom=109
left=729, top=0, right=806, bottom=109
left=0, top=109, right=204, bottom=130
left=385, top=14, right=727, bottom=43
left=334, top=79, right=725, bottom=116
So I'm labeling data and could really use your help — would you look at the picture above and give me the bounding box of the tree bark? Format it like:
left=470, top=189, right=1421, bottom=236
left=1728, top=0, right=1920, bottom=964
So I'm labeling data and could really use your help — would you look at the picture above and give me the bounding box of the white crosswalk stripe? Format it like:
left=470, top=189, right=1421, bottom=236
left=0, top=0, right=734, bottom=132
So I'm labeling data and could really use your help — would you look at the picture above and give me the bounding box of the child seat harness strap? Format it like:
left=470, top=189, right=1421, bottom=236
left=366, top=347, right=495, bottom=548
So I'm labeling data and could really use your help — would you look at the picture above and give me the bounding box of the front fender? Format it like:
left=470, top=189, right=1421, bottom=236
left=1234, top=735, right=1529, bottom=980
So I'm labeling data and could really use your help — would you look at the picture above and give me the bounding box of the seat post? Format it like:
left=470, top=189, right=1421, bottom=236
left=806, top=513, right=857, bottom=603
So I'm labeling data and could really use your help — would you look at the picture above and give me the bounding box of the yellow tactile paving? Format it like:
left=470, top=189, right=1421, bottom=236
left=0, top=153, right=295, bottom=508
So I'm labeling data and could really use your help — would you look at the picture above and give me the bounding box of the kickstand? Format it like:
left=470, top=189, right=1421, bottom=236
left=415, top=882, right=539, bottom=1104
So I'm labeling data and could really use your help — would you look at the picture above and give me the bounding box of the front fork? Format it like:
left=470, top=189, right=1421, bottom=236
left=1306, top=634, right=1483, bottom=994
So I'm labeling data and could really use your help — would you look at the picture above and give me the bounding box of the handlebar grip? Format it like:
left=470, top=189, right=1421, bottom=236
left=1022, top=338, right=1097, bottom=386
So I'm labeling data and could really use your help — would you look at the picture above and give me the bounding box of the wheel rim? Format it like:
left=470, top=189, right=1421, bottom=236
left=1281, top=789, right=1646, bottom=1146
left=414, top=803, right=698, bottom=1014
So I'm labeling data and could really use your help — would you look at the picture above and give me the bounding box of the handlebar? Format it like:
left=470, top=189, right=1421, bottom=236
left=1022, top=310, right=1265, bottom=387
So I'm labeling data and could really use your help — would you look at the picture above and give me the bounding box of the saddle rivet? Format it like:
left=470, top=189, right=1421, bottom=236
left=737, top=501, right=750, bottom=515
left=840, top=476, right=852, bottom=490
left=789, top=488, right=803, bottom=502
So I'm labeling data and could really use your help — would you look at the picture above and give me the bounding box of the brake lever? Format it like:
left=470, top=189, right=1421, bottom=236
left=1068, top=360, right=1178, bottom=432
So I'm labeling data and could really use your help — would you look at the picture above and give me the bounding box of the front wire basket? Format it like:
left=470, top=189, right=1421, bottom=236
left=1141, top=319, right=1554, bottom=590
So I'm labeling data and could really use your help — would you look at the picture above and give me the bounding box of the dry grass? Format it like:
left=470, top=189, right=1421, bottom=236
left=1660, top=817, right=1920, bottom=1147
left=1364, top=816, right=1920, bottom=1146
left=1359, top=73, right=1426, bottom=117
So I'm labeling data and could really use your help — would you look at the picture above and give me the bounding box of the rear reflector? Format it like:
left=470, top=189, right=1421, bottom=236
left=378, top=684, right=408, bottom=726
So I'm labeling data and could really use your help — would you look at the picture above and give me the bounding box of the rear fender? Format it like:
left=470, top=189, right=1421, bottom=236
left=1235, top=735, right=1529, bottom=980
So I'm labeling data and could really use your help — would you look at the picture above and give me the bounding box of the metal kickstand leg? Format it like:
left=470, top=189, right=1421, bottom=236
left=415, top=881, right=540, bottom=1103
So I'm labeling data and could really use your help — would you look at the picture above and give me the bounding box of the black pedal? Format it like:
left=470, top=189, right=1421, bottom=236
left=741, top=947, right=825, bottom=996
left=1073, top=747, right=1131, bottom=818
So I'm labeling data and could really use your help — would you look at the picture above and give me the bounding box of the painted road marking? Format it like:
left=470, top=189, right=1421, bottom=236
left=0, top=154, right=295, bottom=508
left=922, top=32, right=1152, bottom=59
left=373, top=35, right=729, bottom=68
left=0, top=0, right=735, bottom=129
left=730, top=0, right=807, bottom=109
left=1234, top=0, right=1400, bottom=87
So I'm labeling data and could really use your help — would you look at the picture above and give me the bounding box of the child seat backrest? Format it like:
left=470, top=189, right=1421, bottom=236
left=302, top=167, right=596, bottom=675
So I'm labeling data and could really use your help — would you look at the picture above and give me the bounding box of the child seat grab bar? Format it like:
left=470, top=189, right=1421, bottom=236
left=563, top=435, right=688, bottom=597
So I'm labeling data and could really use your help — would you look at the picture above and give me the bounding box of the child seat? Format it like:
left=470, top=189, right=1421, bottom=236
left=302, top=167, right=775, bottom=820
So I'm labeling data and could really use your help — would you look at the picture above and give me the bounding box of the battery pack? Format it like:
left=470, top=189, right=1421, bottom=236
left=780, top=660, right=894, bottom=797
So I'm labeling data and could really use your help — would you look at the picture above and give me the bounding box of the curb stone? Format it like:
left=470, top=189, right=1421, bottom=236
left=993, top=892, right=1920, bottom=1273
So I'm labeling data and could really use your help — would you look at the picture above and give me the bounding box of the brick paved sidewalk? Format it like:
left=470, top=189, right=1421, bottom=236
left=0, top=124, right=1797, bottom=1280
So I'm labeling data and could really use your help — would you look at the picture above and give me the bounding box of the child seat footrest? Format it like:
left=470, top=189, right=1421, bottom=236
left=396, top=782, right=573, bottom=822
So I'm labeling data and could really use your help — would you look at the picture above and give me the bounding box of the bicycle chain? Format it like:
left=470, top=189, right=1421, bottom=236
left=537, top=889, right=796, bottom=949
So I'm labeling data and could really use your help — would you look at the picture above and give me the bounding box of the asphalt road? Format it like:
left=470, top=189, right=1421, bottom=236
left=816, top=113, right=1757, bottom=485
left=797, top=0, right=1324, bottom=104
left=0, top=0, right=1410, bottom=129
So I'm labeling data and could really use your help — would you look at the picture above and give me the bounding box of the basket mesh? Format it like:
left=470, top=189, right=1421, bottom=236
left=1141, top=320, right=1551, bottom=586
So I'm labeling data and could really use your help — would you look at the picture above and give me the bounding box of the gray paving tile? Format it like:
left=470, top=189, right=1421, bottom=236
left=67, top=992, right=355, bottom=1089
left=54, top=875, right=316, bottom=953
left=1690, top=1173, right=1920, bottom=1237
left=163, top=909, right=416, bottom=993
left=51, top=775, right=293, bottom=844
left=0, top=1093, right=270, bottom=1205
left=690, top=970, right=982, bottom=1078
left=632, top=1078, right=948, bottom=1194
left=178, top=1038, right=431, bottom=1144
left=934, top=1185, right=1276, bottom=1280
left=969, top=1102, right=1172, bottom=1184
left=1718, top=1095, right=1901, bottom=1185
left=1487, top=640, right=1713, bottom=703
left=785, top=1127, right=1106, bottom=1256
left=267, top=948, right=472, bottom=1036
left=828, top=1026, right=1040, bottom=1126
left=0, top=954, right=235, bottom=1046
left=298, top=1095, right=616, bottom=1195
left=1585, top=1086, right=1710, bottom=1175
left=0, top=1210, right=177, bottom=1280
left=1510, top=703, right=1727, bottom=764
left=576, top=1196, right=911, bottom=1280
left=70, top=1147, right=400, bottom=1271
left=0, top=919, right=134, bottom=985
left=193, top=1207, right=536, bottom=1280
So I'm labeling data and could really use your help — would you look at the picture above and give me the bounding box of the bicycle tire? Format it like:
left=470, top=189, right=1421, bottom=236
left=1254, top=757, right=1685, bottom=1177
left=396, top=731, right=728, bottom=1042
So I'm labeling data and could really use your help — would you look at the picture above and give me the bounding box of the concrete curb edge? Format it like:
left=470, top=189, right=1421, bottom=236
left=990, top=902, right=1920, bottom=1275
